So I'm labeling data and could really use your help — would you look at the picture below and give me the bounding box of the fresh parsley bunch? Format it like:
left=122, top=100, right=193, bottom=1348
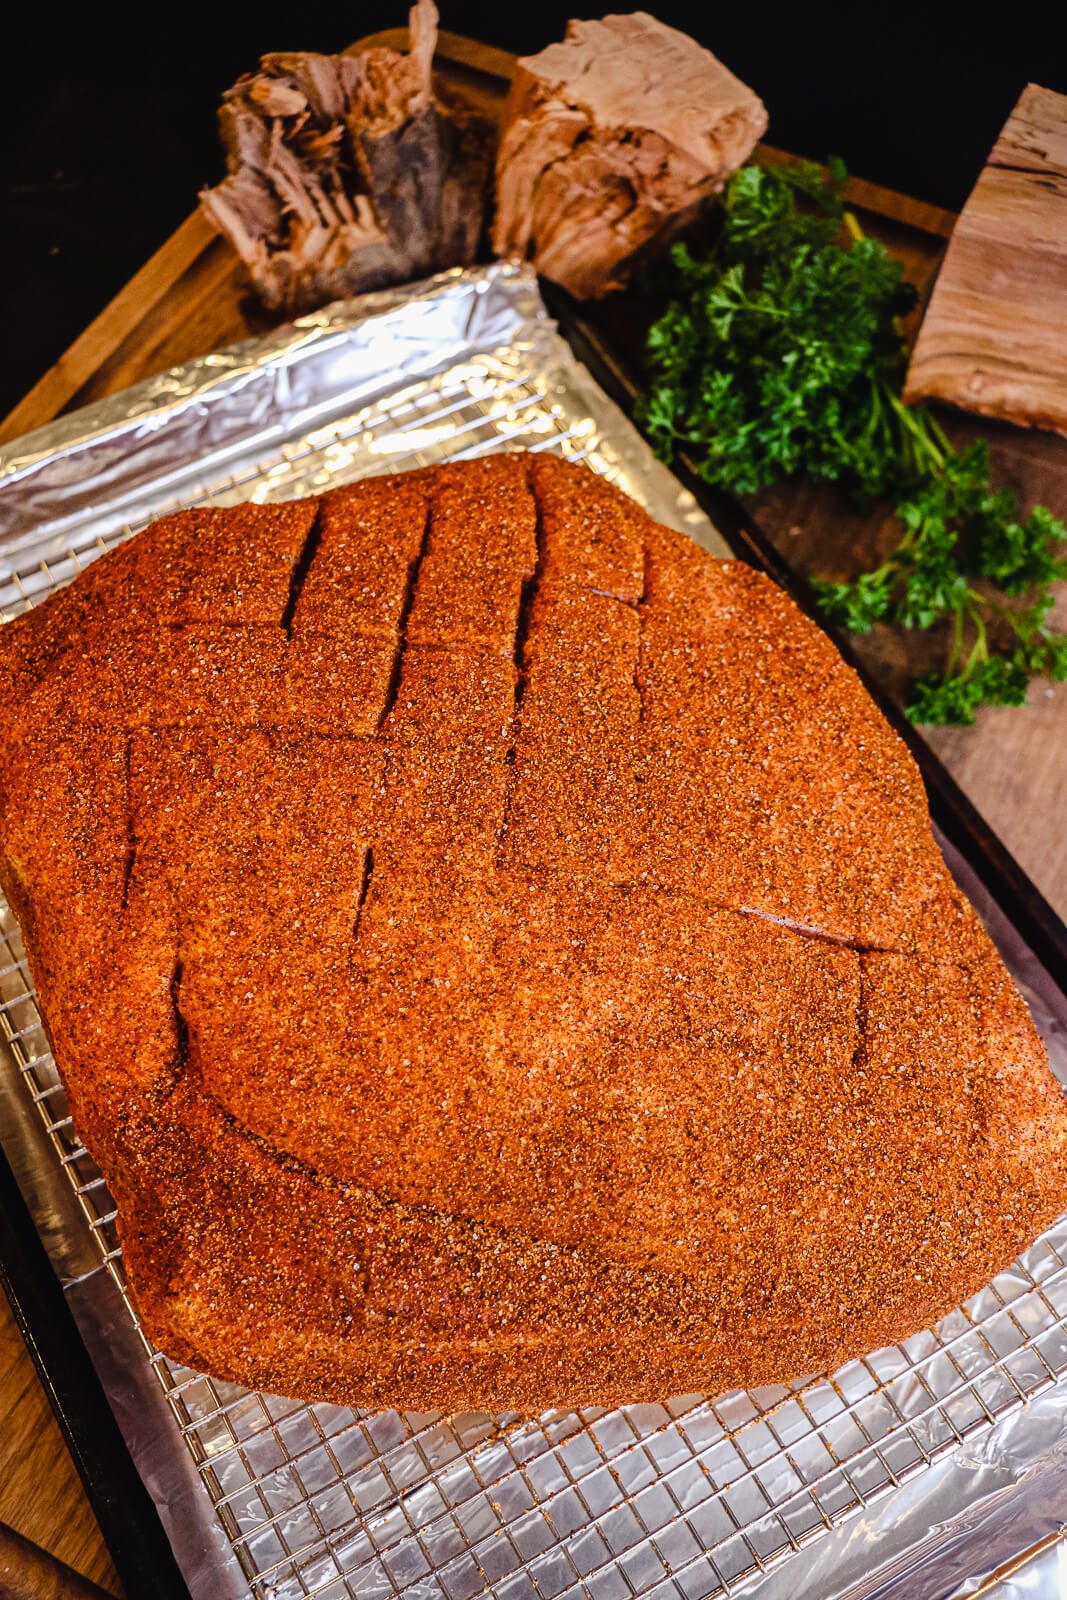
left=642, top=159, right=1067, bottom=726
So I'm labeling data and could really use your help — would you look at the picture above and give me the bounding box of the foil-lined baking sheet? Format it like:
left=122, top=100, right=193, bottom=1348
left=1, top=261, right=1066, bottom=1600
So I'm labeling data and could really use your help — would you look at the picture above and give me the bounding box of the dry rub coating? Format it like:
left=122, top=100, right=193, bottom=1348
left=1, top=455, right=1065, bottom=1413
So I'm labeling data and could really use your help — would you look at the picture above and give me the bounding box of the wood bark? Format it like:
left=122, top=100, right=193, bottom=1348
left=199, top=0, right=491, bottom=314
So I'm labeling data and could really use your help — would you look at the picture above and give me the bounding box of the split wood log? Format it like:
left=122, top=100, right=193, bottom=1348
left=905, top=84, right=1067, bottom=438
left=199, top=0, right=492, bottom=314
left=492, top=12, right=767, bottom=299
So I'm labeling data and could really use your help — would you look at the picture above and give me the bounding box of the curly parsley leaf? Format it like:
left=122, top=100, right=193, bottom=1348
left=642, top=160, right=1067, bottom=726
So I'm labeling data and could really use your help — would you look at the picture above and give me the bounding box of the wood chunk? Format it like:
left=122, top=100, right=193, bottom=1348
left=905, top=85, right=1067, bottom=437
left=991, top=82, right=1067, bottom=175
left=199, top=0, right=492, bottom=314
left=492, top=12, right=767, bottom=299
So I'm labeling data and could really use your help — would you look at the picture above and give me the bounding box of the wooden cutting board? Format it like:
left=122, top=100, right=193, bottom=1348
left=0, top=30, right=1065, bottom=1600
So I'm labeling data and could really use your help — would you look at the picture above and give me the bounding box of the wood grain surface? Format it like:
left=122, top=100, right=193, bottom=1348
left=0, top=1515, right=116, bottom=1600
left=0, top=1299, right=119, bottom=1597
left=905, top=84, right=1067, bottom=436
left=0, top=29, right=1063, bottom=1600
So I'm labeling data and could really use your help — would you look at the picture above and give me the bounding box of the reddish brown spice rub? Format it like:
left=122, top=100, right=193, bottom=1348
left=1, top=455, right=1065, bottom=1413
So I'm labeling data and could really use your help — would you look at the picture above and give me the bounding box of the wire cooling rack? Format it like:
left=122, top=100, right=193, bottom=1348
left=3, top=335, right=1067, bottom=1600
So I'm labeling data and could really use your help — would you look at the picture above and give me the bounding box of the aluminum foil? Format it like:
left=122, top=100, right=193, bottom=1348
left=0, top=261, right=724, bottom=614
left=1, top=261, right=1066, bottom=1600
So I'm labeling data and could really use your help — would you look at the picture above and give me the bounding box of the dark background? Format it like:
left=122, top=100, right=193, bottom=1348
left=4, top=3, right=1063, bottom=418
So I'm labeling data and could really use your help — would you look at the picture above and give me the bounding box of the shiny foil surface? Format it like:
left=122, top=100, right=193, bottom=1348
left=0, top=262, right=1064, bottom=1600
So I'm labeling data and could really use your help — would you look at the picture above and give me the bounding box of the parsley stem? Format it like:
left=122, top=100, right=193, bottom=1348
left=948, top=603, right=965, bottom=676
left=926, top=410, right=955, bottom=458
left=886, top=390, right=946, bottom=472
left=964, top=609, right=990, bottom=675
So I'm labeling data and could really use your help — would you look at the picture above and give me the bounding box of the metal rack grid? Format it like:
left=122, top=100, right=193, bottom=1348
left=3, top=354, right=1067, bottom=1600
